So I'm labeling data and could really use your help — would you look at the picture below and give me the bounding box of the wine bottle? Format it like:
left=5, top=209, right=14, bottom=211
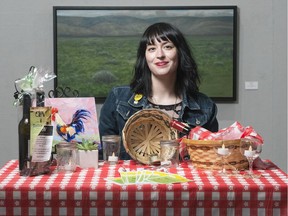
left=36, top=90, right=45, bottom=107
left=18, top=93, right=31, bottom=172
left=170, top=119, right=191, bottom=135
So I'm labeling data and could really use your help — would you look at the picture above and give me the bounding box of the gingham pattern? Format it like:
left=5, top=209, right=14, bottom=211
left=0, top=160, right=287, bottom=216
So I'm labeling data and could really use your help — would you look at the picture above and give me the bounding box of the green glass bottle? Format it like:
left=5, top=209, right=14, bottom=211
left=18, top=94, right=31, bottom=171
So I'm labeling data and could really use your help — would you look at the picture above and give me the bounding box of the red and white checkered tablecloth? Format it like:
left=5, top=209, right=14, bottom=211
left=0, top=160, right=287, bottom=216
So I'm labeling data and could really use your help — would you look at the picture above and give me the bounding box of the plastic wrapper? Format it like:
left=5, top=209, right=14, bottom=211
left=14, top=66, right=56, bottom=107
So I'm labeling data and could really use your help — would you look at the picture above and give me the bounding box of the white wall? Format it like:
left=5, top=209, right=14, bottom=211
left=0, top=0, right=287, bottom=172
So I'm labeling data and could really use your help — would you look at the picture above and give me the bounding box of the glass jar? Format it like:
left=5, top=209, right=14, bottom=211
left=160, top=140, right=179, bottom=167
left=102, top=135, right=121, bottom=164
left=56, top=142, right=77, bottom=173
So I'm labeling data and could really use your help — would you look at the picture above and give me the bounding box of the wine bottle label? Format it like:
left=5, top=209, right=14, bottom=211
left=30, top=107, right=52, bottom=160
left=31, top=125, right=53, bottom=162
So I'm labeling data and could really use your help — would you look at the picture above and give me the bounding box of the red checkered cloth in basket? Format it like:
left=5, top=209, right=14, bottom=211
left=0, top=160, right=287, bottom=216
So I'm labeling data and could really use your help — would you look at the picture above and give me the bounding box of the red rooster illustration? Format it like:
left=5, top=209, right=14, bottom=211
left=51, top=107, right=91, bottom=142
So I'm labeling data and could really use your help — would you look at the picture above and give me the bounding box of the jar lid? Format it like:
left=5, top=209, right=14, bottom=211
left=57, top=142, right=77, bottom=148
left=102, top=135, right=121, bottom=142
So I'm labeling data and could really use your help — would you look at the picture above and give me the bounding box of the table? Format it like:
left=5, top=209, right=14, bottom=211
left=0, top=160, right=287, bottom=216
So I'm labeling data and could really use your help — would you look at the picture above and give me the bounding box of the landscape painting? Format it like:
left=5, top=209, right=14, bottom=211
left=53, top=6, right=237, bottom=102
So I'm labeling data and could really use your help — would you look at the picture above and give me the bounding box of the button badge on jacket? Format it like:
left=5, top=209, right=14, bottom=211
left=133, top=94, right=143, bottom=104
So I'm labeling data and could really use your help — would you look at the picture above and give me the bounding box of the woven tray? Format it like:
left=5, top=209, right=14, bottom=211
left=183, top=138, right=248, bottom=170
left=122, top=109, right=177, bottom=165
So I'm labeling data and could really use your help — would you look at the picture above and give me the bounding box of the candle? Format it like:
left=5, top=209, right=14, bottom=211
left=217, top=144, right=229, bottom=156
left=108, top=152, right=118, bottom=164
left=244, top=146, right=255, bottom=157
left=150, top=154, right=161, bottom=166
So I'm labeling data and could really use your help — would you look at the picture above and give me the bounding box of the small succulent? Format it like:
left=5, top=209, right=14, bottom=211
left=77, top=139, right=98, bottom=151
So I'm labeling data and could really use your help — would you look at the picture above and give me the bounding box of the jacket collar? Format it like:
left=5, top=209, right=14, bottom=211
left=182, top=92, right=201, bottom=111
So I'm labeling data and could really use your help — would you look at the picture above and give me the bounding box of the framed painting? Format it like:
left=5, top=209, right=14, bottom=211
left=53, top=6, right=238, bottom=102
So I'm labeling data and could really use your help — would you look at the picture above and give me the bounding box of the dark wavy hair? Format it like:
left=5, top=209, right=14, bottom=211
left=130, top=22, right=200, bottom=99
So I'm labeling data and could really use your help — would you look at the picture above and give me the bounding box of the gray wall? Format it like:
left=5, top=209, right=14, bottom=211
left=0, top=0, right=287, bottom=172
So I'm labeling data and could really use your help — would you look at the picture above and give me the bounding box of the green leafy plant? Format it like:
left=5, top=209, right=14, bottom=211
left=76, top=139, right=98, bottom=151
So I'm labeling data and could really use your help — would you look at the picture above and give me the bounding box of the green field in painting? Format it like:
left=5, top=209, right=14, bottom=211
left=56, top=35, right=233, bottom=99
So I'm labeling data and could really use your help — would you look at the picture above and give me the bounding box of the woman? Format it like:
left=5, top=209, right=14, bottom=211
left=99, top=22, right=218, bottom=159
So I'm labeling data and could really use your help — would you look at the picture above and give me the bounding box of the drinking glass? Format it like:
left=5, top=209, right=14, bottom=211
left=213, top=144, right=234, bottom=176
left=240, top=139, right=262, bottom=178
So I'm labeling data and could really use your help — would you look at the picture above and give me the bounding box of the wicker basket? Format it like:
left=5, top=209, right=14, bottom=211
left=123, top=109, right=177, bottom=165
left=183, top=138, right=248, bottom=170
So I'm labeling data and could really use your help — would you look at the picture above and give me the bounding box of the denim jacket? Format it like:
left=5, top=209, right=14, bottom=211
left=99, top=86, right=218, bottom=159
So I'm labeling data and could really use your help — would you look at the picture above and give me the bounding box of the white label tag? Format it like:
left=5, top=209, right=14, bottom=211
left=32, top=125, right=53, bottom=162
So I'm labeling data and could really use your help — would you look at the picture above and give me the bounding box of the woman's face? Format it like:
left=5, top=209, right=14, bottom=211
left=145, top=39, right=178, bottom=78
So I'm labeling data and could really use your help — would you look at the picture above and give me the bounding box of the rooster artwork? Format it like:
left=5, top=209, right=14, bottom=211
left=51, top=107, right=91, bottom=142
left=45, top=97, right=100, bottom=144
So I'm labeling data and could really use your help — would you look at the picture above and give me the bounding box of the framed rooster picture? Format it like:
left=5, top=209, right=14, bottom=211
left=45, top=97, right=100, bottom=146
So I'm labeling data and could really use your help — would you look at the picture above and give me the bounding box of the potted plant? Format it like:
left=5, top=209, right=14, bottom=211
left=77, top=139, right=99, bottom=169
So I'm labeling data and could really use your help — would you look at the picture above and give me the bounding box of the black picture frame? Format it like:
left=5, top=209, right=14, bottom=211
left=53, top=6, right=238, bottom=103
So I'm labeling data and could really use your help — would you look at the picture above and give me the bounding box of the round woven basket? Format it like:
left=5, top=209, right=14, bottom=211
left=183, top=138, right=248, bottom=170
left=123, top=109, right=177, bottom=165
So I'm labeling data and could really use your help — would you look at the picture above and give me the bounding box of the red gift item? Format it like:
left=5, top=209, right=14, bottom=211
left=188, top=121, right=264, bottom=144
left=240, top=125, right=264, bottom=143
